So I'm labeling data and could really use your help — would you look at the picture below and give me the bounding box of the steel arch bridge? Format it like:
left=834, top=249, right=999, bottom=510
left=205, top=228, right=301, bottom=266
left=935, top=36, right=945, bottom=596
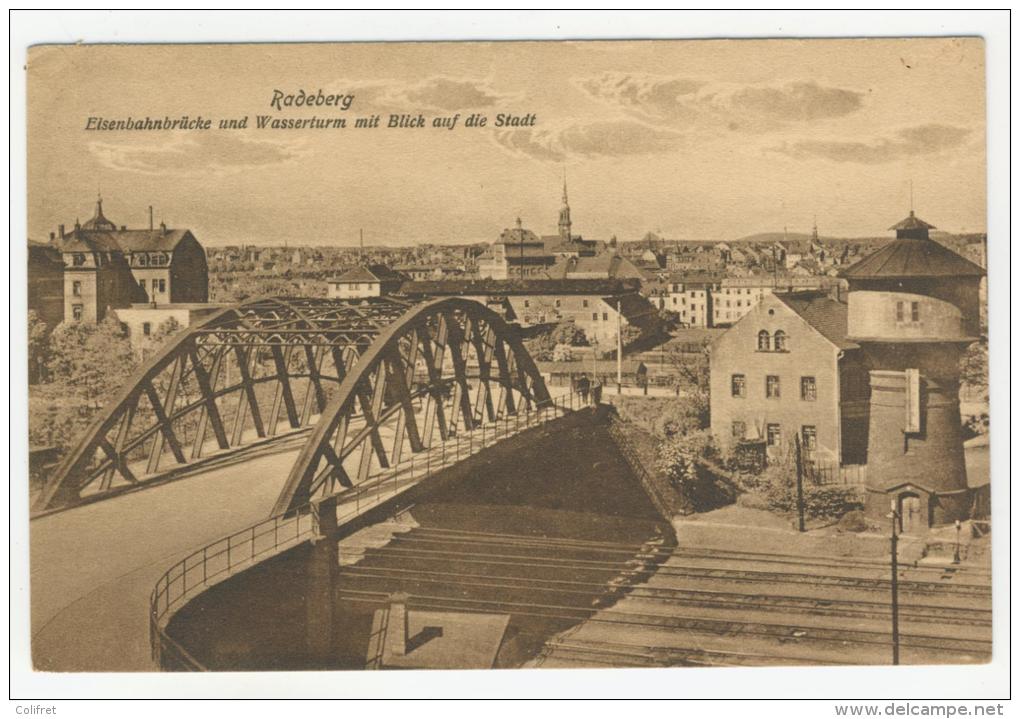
left=34, top=296, right=552, bottom=515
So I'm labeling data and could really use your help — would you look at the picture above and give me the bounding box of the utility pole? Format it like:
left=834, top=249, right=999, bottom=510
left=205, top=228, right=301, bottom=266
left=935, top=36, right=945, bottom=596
left=616, top=299, right=623, bottom=394
left=795, top=433, right=806, bottom=532
left=890, top=499, right=901, bottom=665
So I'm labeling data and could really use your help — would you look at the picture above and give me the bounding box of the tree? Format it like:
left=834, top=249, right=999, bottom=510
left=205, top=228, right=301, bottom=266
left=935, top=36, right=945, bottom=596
left=960, top=338, right=988, bottom=399
left=523, top=321, right=588, bottom=361
left=47, top=317, right=137, bottom=412
left=28, top=310, right=50, bottom=383
left=666, top=342, right=710, bottom=428
left=140, top=316, right=183, bottom=362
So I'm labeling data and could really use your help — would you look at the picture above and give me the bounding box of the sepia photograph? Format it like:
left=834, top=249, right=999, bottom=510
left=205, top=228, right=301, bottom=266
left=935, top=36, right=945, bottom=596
left=10, top=10, right=1010, bottom=708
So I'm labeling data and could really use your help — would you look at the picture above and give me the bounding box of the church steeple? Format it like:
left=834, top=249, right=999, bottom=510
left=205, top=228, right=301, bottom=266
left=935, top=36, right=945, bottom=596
left=558, top=172, right=572, bottom=242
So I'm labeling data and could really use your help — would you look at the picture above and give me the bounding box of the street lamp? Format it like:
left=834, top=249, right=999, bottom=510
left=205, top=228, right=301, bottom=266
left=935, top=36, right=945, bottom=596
left=889, top=498, right=900, bottom=666
left=953, top=519, right=962, bottom=564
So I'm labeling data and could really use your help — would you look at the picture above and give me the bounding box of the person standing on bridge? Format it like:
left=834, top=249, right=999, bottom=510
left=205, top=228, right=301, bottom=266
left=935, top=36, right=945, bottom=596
left=592, top=378, right=603, bottom=406
left=577, top=374, right=590, bottom=404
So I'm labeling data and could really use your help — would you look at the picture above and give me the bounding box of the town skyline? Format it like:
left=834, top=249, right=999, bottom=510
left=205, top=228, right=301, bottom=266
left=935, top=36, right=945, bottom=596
left=29, top=38, right=986, bottom=247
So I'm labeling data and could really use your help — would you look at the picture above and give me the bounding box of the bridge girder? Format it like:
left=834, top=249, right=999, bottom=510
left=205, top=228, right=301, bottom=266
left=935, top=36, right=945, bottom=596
left=270, top=297, right=551, bottom=515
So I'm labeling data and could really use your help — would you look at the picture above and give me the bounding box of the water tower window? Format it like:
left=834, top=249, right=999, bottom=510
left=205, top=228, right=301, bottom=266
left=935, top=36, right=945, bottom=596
left=896, top=301, right=905, bottom=322
left=911, top=301, right=920, bottom=322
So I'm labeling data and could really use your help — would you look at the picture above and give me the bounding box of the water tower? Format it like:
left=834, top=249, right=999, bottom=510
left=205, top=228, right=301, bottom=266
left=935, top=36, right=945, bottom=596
left=841, top=211, right=985, bottom=529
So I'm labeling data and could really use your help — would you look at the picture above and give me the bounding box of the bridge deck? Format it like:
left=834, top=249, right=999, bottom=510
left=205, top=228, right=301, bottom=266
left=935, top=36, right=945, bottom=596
left=31, top=403, right=570, bottom=671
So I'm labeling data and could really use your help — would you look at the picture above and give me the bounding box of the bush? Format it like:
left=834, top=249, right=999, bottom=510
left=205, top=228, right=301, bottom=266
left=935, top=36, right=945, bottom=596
left=741, top=449, right=864, bottom=521
left=656, top=431, right=726, bottom=512
left=837, top=510, right=869, bottom=533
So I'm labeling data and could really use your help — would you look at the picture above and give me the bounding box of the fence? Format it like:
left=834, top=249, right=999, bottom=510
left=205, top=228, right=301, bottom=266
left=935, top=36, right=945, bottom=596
left=149, top=390, right=584, bottom=670
left=806, top=460, right=867, bottom=487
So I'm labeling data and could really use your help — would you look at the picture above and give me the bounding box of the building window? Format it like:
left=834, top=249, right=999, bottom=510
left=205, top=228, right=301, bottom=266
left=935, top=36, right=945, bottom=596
left=72, top=280, right=82, bottom=297
left=801, top=376, right=817, bottom=401
left=896, top=301, right=905, bottom=322
left=911, top=301, right=920, bottom=322
left=731, top=374, right=746, bottom=398
left=767, top=423, right=781, bottom=447
left=603, top=312, right=608, bottom=322
left=801, top=425, right=817, bottom=451
left=766, top=375, right=780, bottom=399
left=142, top=322, right=152, bottom=336
left=139, top=279, right=146, bottom=292
left=72, top=304, right=83, bottom=321
left=592, top=313, right=598, bottom=321
left=73, top=253, right=86, bottom=267
left=524, top=300, right=530, bottom=308
left=138, top=254, right=148, bottom=267
left=582, top=299, right=589, bottom=308
left=757, top=330, right=771, bottom=351
left=773, top=330, right=787, bottom=351
left=158, top=279, right=166, bottom=293
left=731, top=421, right=746, bottom=439
left=554, top=299, right=561, bottom=308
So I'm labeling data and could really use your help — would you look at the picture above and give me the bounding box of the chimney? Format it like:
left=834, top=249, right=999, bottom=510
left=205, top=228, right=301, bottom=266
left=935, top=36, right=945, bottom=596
left=160, top=221, right=167, bottom=235
left=149, top=206, right=154, bottom=231
left=49, top=232, right=55, bottom=242
left=385, top=591, right=410, bottom=658
left=58, top=224, right=65, bottom=240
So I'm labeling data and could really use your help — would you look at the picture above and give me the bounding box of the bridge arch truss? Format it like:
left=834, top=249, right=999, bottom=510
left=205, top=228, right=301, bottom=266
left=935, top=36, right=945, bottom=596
left=34, top=297, right=551, bottom=515
left=271, top=297, right=551, bottom=514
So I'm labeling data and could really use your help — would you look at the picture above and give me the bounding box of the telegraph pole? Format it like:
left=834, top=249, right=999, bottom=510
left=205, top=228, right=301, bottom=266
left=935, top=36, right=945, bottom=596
left=616, top=300, right=623, bottom=393
left=890, top=499, right=900, bottom=665
left=795, top=433, right=806, bottom=532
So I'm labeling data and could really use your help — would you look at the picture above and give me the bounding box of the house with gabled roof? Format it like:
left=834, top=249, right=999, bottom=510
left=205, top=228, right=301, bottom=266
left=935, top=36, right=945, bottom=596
left=51, top=197, right=208, bottom=323
left=709, top=290, right=868, bottom=465
left=326, top=264, right=407, bottom=299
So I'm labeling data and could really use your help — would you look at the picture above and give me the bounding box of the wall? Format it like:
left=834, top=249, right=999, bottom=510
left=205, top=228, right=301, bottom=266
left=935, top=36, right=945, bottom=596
left=848, top=291, right=966, bottom=340
left=710, top=294, right=841, bottom=461
left=170, top=233, right=210, bottom=303
left=327, top=281, right=380, bottom=299
left=506, top=295, right=628, bottom=346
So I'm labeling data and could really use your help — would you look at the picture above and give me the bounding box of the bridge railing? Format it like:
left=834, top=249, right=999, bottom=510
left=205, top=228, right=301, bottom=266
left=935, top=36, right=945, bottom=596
left=149, top=389, right=586, bottom=670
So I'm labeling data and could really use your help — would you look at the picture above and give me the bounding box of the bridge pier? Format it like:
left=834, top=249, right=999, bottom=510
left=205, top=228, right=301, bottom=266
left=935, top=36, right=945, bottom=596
left=305, top=495, right=339, bottom=664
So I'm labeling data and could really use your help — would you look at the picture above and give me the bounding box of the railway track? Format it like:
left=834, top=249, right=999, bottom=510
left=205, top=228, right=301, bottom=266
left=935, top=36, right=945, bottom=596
left=335, top=587, right=991, bottom=661
left=533, top=637, right=866, bottom=668
left=337, top=526, right=991, bottom=667
left=337, top=562, right=991, bottom=627
left=346, top=541, right=992, bottom=600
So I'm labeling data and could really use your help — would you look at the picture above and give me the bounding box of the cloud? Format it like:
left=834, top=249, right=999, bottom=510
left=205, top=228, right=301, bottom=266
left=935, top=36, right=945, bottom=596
left=344, top=76, right=513, bottom=113
left=399, top=77, right=506, bottom=111
left=579, top=73, right=864, bottom=131
left=773, top=123, right=972, bottom=164
left=493, top=119, right=682, bottom=162
left=89, top=133, right=304, bottom=175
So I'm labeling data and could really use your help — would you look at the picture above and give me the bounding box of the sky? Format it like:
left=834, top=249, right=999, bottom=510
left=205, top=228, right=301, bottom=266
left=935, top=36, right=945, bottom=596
left=27, top=38, right=986, bottom=247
